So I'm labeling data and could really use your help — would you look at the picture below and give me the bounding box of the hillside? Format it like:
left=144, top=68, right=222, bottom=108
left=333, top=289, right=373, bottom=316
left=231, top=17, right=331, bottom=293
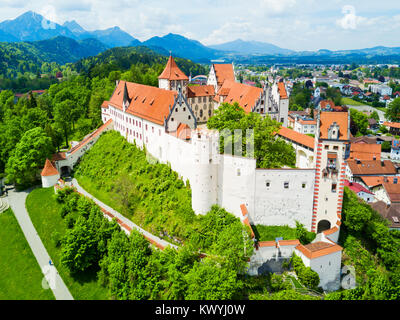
left=72, top=46, right=208, bottom=79
left=0, top=36, right=108, bottom=78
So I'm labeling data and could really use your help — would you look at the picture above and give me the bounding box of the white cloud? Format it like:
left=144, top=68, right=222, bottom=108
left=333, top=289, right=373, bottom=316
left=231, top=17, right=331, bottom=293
left=259, top=0, right=296, bottom=15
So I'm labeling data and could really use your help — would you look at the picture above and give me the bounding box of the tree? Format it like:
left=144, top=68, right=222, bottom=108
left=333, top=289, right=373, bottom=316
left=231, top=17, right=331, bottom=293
left=5, top=127, right=53, bottom=187
left=61, top=216, right=99, bottom=273
left=184, top=258, right=241, bottom=300
left=385, top=98, right=400, bottom=122
left=207, top=103, right=296, bottom=169
left=54, top=100, right=73, bottom=148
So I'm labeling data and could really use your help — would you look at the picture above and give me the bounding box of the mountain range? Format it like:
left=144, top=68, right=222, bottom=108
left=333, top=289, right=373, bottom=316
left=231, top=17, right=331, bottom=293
left=1, top=11, right=400, bottom=65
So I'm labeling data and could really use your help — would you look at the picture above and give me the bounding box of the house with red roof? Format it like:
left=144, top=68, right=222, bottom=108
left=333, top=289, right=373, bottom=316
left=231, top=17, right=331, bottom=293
left=344, top=180, right=375, bottom=203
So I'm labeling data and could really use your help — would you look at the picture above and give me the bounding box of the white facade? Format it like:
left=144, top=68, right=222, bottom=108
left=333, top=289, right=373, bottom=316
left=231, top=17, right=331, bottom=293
left=41, top=174, right=60, bottom=188
left=369, top=84, right=393, bottom=96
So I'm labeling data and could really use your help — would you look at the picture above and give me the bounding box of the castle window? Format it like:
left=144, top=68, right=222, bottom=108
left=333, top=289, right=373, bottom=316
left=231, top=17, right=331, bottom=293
left=188, top=115, right=191, bottom=120
left=171, top=118, right=174, bottom=122
left=325, top=145, right=329, bottom=150
left=208, top=110, right=212, bottom=117
left=331, top=183, right=337, bottom=193
left=176, top=108, right=178, bottom=112
left=237, top=169, right=241, bottom=176
left=183, top=107, right=186, bottom=112
left=266, top=181, right=271, bottom=188
left=284, top=182, right=289, bottom=189
left=333, top=146, right=339, bottom=150
left=200, top=110, right=203, bottom=117
left=302, top=183, right=306, bottom=189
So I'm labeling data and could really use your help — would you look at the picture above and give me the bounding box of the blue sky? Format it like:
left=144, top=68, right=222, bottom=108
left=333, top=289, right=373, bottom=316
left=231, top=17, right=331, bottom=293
left=0, top=0, right=399, bottom=51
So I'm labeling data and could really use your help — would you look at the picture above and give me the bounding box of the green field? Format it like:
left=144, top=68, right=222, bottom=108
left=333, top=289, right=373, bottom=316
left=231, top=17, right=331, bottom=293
left=0, top=208, right=55, bottom=300
left=26, top=188, right=109, bottom=300
left=341, top=97, right=369, bottom=106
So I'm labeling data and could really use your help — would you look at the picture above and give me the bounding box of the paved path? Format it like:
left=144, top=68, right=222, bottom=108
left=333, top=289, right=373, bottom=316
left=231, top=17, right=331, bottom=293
left=71, top=179, right=178, bottom=250
left=7, top=188, right=74, bottom=300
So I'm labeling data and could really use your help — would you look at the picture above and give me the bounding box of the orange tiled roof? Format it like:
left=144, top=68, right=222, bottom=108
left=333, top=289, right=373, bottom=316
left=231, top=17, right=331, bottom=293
left=278, top=240, right=300, bottom=246
left=349, top=143, right=381, bottom=161
left=187, top=85, right=215, bottom=98
left=213, top=64, right=235, bottom=86
left=41, top=159, right=59, bottom=177
left=277, top=82, right=288, bottom=99
left=347, top=159, right=397, bottom=176
left=319, top=111, right=349, bottom=141
left=258, top=241, right=277, bottom=248
left=383, top=182, right=400, bottom=202
left=169, top=123, right=192, bottom=140
left=69, top=119, right=113, bottom=155
left=323, top=226, right=339, bottom=236
left=277, top=126, right=315, bottom=150
left=109, top=81, right=178, bottom=126
left=298, top=119, right=317, bottom=125
left=158, top=56, right=188, bottom=81
left=101, top=101, right=109, bottom=108
left=296, top=241, right=342, bottom=259
left=383, top=122, right=400, bottom=129
left=221, top=80, right=263, bottom=113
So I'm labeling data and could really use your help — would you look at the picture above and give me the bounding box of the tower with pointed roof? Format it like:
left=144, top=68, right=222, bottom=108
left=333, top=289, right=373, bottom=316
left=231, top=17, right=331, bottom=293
left=41, top=159, right=60, bottom=188
left=158, top=55, right=189, bottom=96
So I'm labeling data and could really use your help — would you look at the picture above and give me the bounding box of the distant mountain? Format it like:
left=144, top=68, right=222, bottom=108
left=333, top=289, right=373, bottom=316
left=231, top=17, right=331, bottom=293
left=209, top=39, right=294, bottom=56
left=0, top=11, right=75, bottom=42
left=0, top=11, right=140, bottom=48
left=0, top=29, right=18, bottom=42
left=63, top=19, right=140, bottom=48
left=142, top=33, right=222, bottom=62
left=63, top=20, right=87, bottom=35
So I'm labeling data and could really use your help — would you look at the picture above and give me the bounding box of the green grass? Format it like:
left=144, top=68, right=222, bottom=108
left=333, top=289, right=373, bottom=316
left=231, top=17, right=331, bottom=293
left=252, top=225, right=298, bottom=242
left=0, top=208, right=55, bottom=300
left=26, top=187, right=109, bottom=300
left=341, top=97, right=368, bottom=106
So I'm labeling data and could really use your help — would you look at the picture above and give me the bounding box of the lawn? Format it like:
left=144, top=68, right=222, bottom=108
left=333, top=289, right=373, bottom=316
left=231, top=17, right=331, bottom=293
left=341, top=97, right=369, bottom=106
left=252, top=225, right=298, bottom=241
left=0, top=208, right=54, bottom=300
left=26, top=187, right=110, bottom=300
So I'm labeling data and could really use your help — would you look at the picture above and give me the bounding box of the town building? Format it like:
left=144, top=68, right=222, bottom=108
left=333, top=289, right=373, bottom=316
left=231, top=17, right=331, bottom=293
left=344, top=180, right=375, bottom=203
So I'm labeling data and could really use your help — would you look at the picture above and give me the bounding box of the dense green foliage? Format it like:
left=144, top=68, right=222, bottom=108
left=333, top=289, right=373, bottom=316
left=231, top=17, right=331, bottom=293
left=207, top=102, right=296, bottom=169
left=385, top=97, right=400, bottom=122
left=350, top=108, right=369, bottom=136
left=0, top=208, right=55, bottom=300
left=54, top=186, right=253, bottom=300
left=291, top=253, right=320, bottom=290
left=325, top=187, right=400, bottom=300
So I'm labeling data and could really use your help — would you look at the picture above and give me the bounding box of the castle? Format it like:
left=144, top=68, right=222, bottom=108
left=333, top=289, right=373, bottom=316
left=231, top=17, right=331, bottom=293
left=42, top=56, right=350, bottom=291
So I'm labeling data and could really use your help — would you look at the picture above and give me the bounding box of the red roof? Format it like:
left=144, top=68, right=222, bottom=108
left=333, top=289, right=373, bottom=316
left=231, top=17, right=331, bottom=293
left=344, top=180, right=373, bottom=195
left=220, top=80, right=263, bottom=113
left=41, top=159, right=59, bottom=177
left=158, top=56, right=188, bottom=81
left=277, top=127, right=315, bottom=150
left=213, top=64, right=235, bottom=86
left=277, top=82, right=288, bottom=99
left=349, top=143, right=381, bottom=161
left=109, top=81, right=178, bottom=126
left=296, top=241, right=342, bottom=259
left=319, top=111, right=349, bottom=141
left=187, top=85, right=215, bottom=98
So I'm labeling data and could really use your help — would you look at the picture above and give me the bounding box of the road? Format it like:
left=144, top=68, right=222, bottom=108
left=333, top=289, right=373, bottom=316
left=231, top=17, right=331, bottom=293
left=6, top=187, right=74, bottom=300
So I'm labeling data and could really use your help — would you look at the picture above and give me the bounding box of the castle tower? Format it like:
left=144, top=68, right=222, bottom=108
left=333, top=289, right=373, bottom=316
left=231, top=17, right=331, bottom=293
left=311, top=110, right=350, bottom=234
left=158, top=55, right=189, bottom=96
left=41, top=159, right=60, bottom=188
left=190, top=129, right=219, bottom=215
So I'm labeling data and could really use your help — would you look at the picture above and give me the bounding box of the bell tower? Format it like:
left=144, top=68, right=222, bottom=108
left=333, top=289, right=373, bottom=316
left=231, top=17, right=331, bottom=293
left=158, top=55, right=189, bottom=96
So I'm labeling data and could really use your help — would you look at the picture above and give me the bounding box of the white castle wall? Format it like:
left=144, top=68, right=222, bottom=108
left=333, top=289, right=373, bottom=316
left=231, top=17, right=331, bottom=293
left=252, top=169, right=315, bottom=230
left=41, top=174, right=60, bottom=188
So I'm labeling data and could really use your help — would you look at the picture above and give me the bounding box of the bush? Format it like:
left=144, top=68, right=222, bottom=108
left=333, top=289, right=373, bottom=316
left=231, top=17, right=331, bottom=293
left=291, top=253, right=320, bottom=290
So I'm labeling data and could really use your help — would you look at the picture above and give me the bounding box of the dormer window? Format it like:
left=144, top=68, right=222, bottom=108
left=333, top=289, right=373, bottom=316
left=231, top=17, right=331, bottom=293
left=328, top=122, right=340, bottom=140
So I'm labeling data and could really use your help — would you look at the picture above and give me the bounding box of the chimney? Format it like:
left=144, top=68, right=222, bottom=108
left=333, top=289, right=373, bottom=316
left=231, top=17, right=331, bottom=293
left=381, top=160, right=385, bottom=167
left=356, top=159, right=361, bottom=164
left=373, top=155, right=376, bottom=161
left=395, top=178, right=398, bottom=185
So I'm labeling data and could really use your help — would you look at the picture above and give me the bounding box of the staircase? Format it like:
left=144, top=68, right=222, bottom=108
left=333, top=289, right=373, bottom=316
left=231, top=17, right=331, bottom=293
left=0, top=198, right=9, bottom=213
